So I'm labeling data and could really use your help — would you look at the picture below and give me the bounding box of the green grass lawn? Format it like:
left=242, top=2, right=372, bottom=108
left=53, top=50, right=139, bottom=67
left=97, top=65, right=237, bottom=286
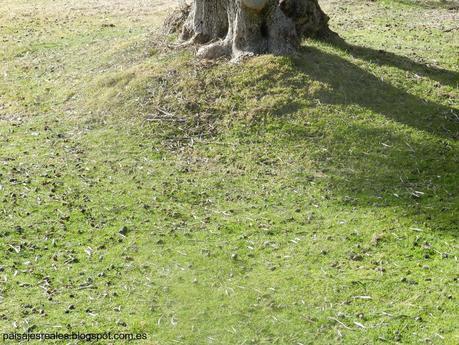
left=0, top=0, right=458, bottom=344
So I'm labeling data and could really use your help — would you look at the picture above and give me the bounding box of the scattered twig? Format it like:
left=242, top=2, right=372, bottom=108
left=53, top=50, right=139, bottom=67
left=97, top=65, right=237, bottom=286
left=328, top=317, right=353, bottom=330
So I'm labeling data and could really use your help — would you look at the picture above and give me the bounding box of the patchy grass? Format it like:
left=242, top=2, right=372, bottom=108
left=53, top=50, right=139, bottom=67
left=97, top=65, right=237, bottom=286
left=0, top=0, right=458, bottom=344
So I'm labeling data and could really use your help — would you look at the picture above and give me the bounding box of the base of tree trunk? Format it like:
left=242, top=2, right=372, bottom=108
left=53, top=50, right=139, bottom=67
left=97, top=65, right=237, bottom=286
left=164, top=0, right=335, bottom=61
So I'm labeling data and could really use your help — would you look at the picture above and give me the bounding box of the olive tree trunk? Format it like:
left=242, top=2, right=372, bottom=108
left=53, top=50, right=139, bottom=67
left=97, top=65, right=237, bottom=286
left=165, top=0, right=333, bottom=60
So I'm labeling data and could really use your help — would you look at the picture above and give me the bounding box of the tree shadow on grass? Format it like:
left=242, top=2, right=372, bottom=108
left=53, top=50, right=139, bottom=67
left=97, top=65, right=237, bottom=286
left=293, top=44, right=458, bottom=140
left=285, top=115, right=458, bottom=235
left=274, top=44, right=458, bottom=235
left=330, top=38, right=459, bottom=89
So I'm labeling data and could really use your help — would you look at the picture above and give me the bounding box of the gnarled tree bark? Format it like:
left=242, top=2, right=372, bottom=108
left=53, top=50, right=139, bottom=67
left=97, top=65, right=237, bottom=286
left=165, top=0, right=333, bottom=60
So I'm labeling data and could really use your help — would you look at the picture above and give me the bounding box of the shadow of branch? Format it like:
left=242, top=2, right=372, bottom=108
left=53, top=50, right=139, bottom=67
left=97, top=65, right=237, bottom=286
left=294, top=44, right=458, bottom=140
left=327, top=35, right=459, bottom=89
